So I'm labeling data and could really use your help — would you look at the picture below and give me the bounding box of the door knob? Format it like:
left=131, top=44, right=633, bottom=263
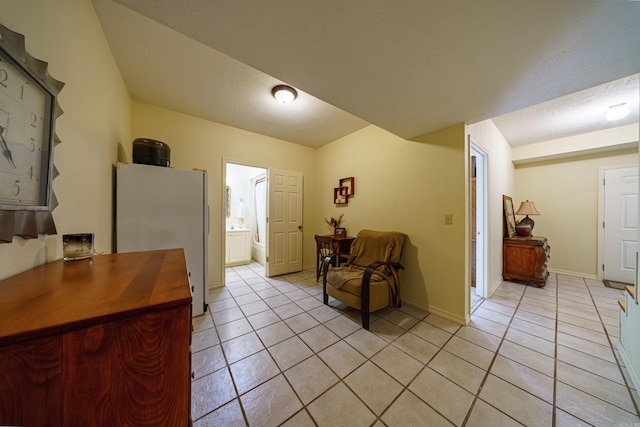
left=298, top=225, right=303, bottom=230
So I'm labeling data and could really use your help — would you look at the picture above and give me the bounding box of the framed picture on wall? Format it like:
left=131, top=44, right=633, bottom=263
left=339, top=177, right=355, bottom=196
left=334, top=188, right=348, bottom=205
left=503, top=195, right=517, bottom=238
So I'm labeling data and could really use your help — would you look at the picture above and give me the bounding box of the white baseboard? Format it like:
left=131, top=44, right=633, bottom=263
left=488, top=277, right=503, bottom=297
left=547, top=268, right=599, bottom=281
left=402, top=296, right=466, bottom=326
left=428, top=304, right=467, bottom=326
left=400, top=296, right=429, bottom=313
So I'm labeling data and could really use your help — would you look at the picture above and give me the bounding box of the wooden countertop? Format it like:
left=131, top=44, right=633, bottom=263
left=0, top=249, right=192, bottom=346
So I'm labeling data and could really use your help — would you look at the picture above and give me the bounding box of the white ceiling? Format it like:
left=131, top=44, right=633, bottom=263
left=494, top=74, right=639, bottom=147
left=92, top=0, right=640, bottom=149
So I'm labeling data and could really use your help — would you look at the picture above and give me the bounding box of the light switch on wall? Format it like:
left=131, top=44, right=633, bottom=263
left=444, top=214, right=453, bottom=225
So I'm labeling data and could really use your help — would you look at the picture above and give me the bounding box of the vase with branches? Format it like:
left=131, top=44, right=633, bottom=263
left=323, top=214, right=344, bottom=235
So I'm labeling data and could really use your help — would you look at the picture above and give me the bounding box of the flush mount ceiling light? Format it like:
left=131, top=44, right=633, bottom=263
left=271, top=85, right=298, bottom=104
left=605, top=103, right=630, bottom=121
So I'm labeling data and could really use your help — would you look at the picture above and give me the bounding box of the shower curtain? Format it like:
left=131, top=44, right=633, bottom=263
left=254, top=178, right=266, bottom=244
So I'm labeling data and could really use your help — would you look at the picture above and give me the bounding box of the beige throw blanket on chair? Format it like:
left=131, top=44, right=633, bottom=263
left=326, top=230, right=407, bottom=305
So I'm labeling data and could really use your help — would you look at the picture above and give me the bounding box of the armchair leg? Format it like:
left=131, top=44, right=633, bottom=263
left=361, top=264, right=373, bottom=330
left=362, top=310, right=369, bottom=330
left=322, top=267, right=329, bottom=305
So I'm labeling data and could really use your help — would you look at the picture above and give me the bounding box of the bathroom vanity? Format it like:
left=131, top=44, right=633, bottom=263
left=226, top=228, right=252, bottom=266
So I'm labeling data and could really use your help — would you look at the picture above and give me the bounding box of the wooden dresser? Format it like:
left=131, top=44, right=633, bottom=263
left=503, top=236, right=551, bottom=287
left=0, top=249, right=192, bottom=426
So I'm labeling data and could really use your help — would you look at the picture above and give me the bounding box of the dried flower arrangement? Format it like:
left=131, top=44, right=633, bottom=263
left=323, top=214, right=344, bottom=228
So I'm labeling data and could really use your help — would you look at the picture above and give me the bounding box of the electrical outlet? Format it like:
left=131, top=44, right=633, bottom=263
left=444, top=214, right=453, bottom=225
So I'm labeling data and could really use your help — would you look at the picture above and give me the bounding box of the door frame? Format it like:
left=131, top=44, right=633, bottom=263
left=597, top=164, right=639, bottom=281
left=222, top=158, right=268, bottom=286
left=470, top=139, right=489, bottom=300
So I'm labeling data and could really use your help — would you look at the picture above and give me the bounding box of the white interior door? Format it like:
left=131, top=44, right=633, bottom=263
left=604, top=166, right=638, bottom=283
left=266, top=168, right=303, bottom=276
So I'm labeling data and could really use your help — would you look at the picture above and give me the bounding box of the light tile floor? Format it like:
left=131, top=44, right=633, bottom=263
left=191, top=262, right=640, bottom=426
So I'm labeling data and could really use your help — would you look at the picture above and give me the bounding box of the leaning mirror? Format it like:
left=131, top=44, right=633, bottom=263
left=503, top=195, right=516, bottom=237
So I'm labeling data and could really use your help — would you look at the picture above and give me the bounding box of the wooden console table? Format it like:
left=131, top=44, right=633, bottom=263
left=503, top=236, right=550, bottom=287
left=0, top=249, right=192, bottom=426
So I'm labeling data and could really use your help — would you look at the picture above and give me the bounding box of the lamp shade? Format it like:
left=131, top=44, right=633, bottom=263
left=516, top=200, right=540, bottom=216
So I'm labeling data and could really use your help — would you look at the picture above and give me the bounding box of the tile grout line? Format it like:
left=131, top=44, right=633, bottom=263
left=241, top=269, right=329, bottom=426
left=582, top=277, right=640, bottom=417
left=198, top=268, right=276, bottom=425
left=460, top=280, right=531, bottom=426
left=259, top=272, right=480, bottom=426
left=199, top=292, right=252, bottom=426
left=283, top=294, right=448, bottom=424
left=554, top=277, right=639, bottom=422
left=303, top=303, right=456, bottom=424
left=281, top=270, right=471, bottom=425
left=197, top=267, right=639, bottom=425
left=207, top=265, right=400, bottom=426
left=221, top=270, right=536, bottom=421
left=236, top=266, right=324, bottom=426
left=372, top=313, right=462, bottom=425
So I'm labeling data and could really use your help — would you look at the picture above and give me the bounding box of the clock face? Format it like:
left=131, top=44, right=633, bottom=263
left=0, top=49, right=53, bottom=209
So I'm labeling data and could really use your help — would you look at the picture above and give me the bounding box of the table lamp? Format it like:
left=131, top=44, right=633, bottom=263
left=515, top=200, right=540, bottom=236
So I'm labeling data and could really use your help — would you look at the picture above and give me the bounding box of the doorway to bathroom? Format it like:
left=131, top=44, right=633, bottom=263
left=225, top=162, right=267, bottom=275
left=224, top=161, right=304, bottom=281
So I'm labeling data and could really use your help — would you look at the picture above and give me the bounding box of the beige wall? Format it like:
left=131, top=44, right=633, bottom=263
left=131, top=102, right=317, bottom=289
left=467, top=120, right=515, bottom=293
left=0, top=0, right=131, bottom=280
left=515, top=149, right=638, bottom=278
left=316, top=124, right=468, bottom=323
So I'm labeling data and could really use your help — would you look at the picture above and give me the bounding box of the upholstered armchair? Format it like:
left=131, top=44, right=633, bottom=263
left=321, top=229, right=407, bottom=329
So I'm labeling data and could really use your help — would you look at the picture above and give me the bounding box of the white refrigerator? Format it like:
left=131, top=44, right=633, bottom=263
left=115, top=162, right=209, bottom=316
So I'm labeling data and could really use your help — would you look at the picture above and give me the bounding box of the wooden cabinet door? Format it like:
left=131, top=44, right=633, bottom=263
left=0, top=336, right=64, bottom=426
left=61, top=306, right=191, bottom=426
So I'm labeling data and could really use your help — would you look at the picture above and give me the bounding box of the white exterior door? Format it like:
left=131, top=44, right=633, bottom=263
left=266, top=168, right=303, bottom=276
left=604, top=166, right=638, bottom=283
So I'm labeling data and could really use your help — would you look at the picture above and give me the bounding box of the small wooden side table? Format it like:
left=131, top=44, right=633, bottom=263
left=315, top=234, right=355, bottom=281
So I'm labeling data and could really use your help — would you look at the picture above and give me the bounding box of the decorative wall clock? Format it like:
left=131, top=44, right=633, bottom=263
left=0, top=21, right=64, bottom=243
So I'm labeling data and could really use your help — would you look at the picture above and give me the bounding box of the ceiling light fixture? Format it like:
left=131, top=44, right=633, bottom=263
left=271, top=85, right=298, bottom=104
left=605, top=103, right=630, bottom=121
